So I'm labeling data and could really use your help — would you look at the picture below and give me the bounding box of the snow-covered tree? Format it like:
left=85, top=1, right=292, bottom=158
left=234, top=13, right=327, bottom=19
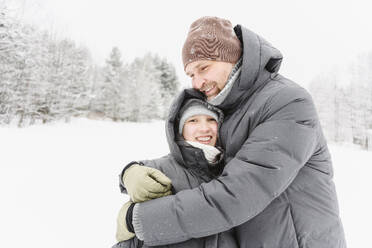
left=126, top=53, right=163, bottom=121
left=0, top=7, right=14, bottom=124
left=91, top=47, right=124, bottom=120
left=347, top=54, right=372, bottom=147
left=57, top=39, right=92, bottom=120
left=0, top=10, right=40, bottom=126
left=153, top=55, right=180, bottom=118
left=99, top=52, right=180, bottom=122
left=309, top=52, right=372, bottom=148
left=1, top=2, right=181, bottom=126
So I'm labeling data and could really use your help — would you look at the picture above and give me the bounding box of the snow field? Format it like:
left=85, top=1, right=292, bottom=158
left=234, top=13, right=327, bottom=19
left=0, top=119, right=370, bottom=247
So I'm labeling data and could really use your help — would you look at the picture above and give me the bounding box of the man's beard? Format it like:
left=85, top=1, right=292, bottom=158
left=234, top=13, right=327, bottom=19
left=200, top=81, right=219, bottom=97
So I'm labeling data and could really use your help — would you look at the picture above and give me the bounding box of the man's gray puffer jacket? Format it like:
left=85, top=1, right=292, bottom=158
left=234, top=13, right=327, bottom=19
left=114, top=97, right=238, bottom=248
left=125, top=25, right=347, bottom=248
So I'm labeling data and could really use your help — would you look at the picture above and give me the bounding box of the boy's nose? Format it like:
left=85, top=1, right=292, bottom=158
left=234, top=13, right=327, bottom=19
left=198, top=121, right=211, bottom=132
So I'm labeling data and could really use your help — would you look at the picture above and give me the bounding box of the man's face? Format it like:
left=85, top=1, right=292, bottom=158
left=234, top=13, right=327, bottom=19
left=182, top=114, right=218, bottom=146
left=185, top=60, right=234, bottom=100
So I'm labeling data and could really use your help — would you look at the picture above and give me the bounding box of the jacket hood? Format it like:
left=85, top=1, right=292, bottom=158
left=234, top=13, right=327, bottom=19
left=216, top=25, right=283, bottom=110
left=165, top=89, right=224, bottom=166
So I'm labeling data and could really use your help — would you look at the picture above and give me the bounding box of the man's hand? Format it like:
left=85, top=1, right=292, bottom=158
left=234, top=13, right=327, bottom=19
left=123, top=164, right=172, bottom=203
left=116, top=201, right=135, bottom=242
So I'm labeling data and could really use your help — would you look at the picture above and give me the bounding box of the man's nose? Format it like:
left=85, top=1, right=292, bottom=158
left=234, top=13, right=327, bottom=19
left=192, top=75, right=205, bottom=90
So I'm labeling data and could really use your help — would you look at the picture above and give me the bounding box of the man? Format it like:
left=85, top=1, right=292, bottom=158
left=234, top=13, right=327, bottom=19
left=117, top=16, right=346, bottom=247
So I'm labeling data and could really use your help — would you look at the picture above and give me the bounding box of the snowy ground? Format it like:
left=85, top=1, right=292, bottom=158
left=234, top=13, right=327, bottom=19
left=0, top=119, right=370, bottom=248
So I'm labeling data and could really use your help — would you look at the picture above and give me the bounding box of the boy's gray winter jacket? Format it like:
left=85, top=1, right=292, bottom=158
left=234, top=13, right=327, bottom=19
left=124, top=25, right=346, bottom=248
left=114, top=98, right=238, bottom=248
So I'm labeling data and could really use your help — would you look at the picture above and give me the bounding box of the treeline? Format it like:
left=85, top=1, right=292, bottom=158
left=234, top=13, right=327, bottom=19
left=91, top=48, right=179, bottom=122
left=309, top=52, right=372, bottom=149
left=0, top=4, right=180, bottom=127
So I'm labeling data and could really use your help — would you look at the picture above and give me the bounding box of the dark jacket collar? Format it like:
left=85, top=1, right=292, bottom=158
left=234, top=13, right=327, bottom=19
left=177, top=140, right=224, bottom=177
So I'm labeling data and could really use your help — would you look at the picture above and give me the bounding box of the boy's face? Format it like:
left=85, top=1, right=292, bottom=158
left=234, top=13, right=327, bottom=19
left=182, top=114, right=218, bottom=146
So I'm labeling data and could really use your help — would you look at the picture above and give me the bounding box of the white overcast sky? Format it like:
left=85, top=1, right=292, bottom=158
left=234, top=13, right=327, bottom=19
left=10, top=0, right=372, bottom=88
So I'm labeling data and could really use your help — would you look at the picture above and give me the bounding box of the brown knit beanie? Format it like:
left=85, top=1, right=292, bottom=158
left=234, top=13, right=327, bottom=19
left=182, top=16, right=242, bottom=70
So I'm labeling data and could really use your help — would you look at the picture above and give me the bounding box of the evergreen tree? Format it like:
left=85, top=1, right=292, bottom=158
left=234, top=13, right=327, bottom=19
left=154, top=55, right=180, bottom=118
left=0, top=2, right=182, bottom=126
left=347, top=55, right=371, bottom=147
left=0, top=8, right=15, bottom=124
left=126, top=54, right=163, bottom=121
left=309, top=52, right=372, bottom=148
left=96, top=47, right=123, bottom=121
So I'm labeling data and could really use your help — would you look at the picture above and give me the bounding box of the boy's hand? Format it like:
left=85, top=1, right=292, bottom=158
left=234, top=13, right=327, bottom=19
left=123, top=164, right=172, bottom=203
left=116, top=201, right=135, bottom=242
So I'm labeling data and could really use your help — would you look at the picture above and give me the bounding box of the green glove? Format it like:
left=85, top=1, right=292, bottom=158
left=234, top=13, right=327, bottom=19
left=123, top=164, right=172, bottom=203
left=116, top=201, right=135, bottom=242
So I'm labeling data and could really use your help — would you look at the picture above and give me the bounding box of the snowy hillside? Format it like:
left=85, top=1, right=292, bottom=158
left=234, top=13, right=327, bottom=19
left=0, top=119, right=370, bottom=248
